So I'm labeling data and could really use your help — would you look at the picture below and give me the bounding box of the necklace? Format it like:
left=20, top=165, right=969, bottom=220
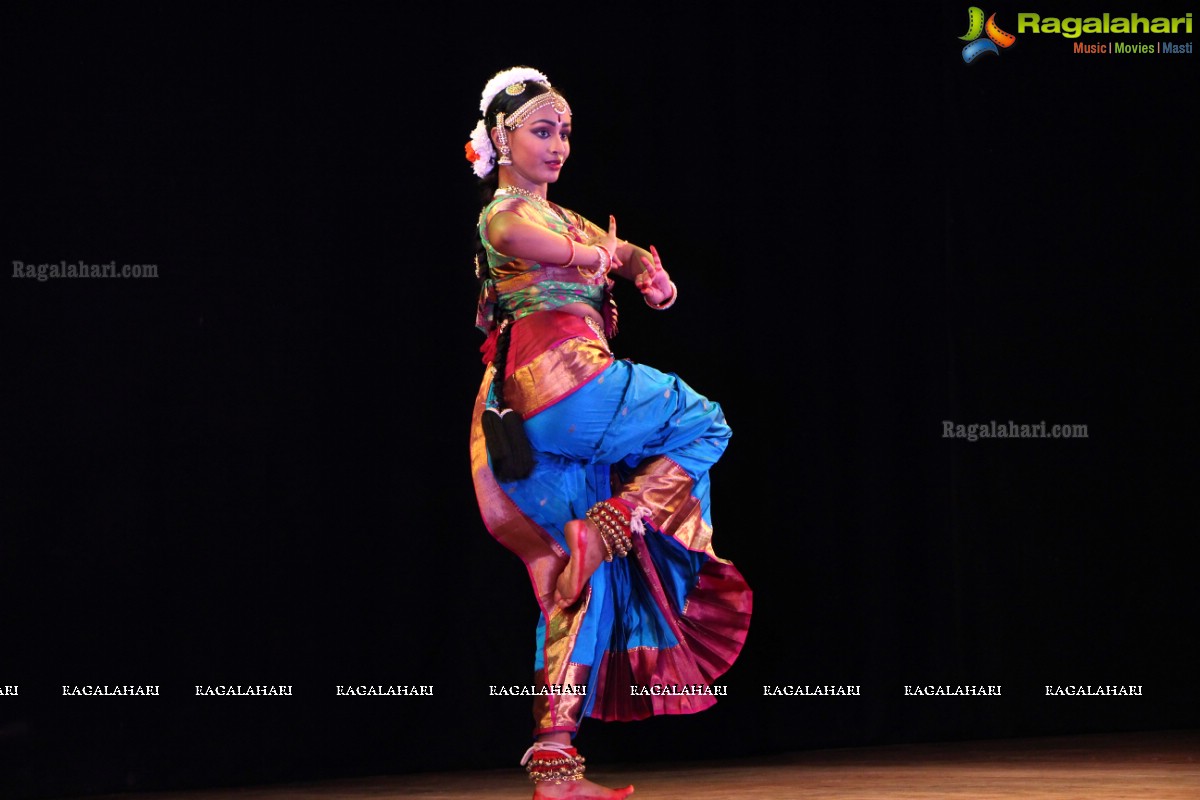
left=496, top=185, right=549, bottom=207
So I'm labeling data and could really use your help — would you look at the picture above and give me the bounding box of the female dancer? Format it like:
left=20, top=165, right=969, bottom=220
left=466, top=67, right=752, bottom=799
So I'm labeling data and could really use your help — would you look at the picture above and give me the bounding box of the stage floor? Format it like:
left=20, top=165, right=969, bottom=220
left=72, top=730, right=1199, bottom=799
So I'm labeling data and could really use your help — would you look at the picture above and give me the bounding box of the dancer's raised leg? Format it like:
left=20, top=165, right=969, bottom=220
left=553, top=518, right=607, bottom=609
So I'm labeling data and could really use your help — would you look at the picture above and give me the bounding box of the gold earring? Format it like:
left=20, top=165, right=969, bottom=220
left=495, top=113, right=512, bottom=166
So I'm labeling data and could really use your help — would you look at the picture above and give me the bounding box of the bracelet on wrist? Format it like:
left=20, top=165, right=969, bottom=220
left=594, top=245, right=611, bottom=273
left=645, top=280, right=678, bottom=310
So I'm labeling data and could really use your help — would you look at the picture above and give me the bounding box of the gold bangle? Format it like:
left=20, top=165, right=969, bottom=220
left=645, top=280, right=678, bottom=310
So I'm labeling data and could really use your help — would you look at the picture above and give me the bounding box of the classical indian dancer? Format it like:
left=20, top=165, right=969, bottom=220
left=466, top=66, right=752, bottom=799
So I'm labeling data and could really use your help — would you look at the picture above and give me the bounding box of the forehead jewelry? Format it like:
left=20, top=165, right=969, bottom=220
left=469, top=68, right=554, bottom=179
left=504, top=92, right=572, bottom=129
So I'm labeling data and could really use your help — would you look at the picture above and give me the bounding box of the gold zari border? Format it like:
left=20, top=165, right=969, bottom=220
left=505, top=336, right=612, bottom=417
left=619, top=457, right=725, bottom=562
left=471, top=369, right=593, bottom=733
left=533, top=661, right=593, bottom=733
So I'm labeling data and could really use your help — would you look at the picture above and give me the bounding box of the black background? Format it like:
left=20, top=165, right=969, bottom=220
left=3, top=2, right=1196, bottom=798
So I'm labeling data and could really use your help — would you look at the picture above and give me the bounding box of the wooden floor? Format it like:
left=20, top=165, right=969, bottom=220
left=73, top=730, right=1199, bottom=799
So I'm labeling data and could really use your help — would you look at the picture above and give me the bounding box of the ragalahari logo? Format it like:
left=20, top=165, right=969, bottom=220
left=959, top=7, right=1017, bottom=62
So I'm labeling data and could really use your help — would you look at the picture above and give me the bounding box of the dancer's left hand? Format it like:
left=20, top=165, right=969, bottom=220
left=635, top=245, right=674, bottom=306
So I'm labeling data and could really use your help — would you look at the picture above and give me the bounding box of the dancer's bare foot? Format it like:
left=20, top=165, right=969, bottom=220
left=554, top=519, right=608, bottom=608
left=533, top=778, right=635, bottom=799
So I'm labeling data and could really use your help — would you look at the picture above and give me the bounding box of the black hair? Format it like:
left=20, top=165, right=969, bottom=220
left=471, top=74, right=567, bottom=294
left=475, top=77, right=557, bottom=201
left=471, top=75, right=567, bottom=481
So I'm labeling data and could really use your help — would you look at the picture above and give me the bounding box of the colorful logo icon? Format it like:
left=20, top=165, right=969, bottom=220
left=959, top=7, right=1016, bottom=62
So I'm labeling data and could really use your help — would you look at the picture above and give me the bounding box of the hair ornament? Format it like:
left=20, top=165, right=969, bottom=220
left=479, top=67, right=550, bottom=115
left=468, top=67, right=562, bottom=178
left=466, top=119, right=496, bottom=178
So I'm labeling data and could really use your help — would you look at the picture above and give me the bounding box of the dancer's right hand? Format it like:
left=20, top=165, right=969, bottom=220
left=588, top=215, right=623, bottom=270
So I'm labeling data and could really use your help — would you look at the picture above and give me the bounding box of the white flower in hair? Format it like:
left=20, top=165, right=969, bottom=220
left=480, top=66, right=551, bottom=115
left=466, top=119, right=495, bottom=178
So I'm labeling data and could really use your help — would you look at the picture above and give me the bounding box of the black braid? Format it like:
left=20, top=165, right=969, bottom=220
left=482, top=314, right=534, bottom=481
left=492, top=316, right=512, bottom=409
left=474, top=71, right=562, bottom=482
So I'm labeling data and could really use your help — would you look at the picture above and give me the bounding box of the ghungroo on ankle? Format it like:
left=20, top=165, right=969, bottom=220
left=585, top=499, right=651, bottom=561
left=521, top=742, right=586, bottom=784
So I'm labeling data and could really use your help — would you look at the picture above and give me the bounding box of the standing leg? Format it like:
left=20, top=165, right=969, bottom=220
left=471, top=369, right=636, bottom=798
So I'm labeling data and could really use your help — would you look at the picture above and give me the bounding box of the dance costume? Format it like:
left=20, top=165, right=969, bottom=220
left=471, top=193, right=752, bottom=736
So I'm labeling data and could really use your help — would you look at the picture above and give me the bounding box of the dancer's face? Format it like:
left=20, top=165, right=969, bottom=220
left=497, top=107, right=571, bottom=187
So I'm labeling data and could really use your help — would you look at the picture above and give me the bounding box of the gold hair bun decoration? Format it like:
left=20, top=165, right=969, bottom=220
left=479, top=67, right=550, bottom=115
left=505, top=82, right=527, bottom=96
